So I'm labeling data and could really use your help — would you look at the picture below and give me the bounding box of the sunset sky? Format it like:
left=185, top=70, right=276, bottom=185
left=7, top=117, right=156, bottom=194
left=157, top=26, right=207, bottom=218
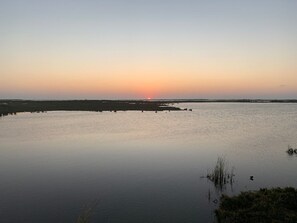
left=1, top=0, right=296, bottom=99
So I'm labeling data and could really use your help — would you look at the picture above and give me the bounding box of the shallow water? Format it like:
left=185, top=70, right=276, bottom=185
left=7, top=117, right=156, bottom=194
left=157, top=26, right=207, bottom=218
left=0, top=103, right=297, bottom=223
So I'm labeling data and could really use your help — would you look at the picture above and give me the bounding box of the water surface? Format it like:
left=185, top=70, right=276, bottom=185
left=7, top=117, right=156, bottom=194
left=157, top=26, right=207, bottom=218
left=0, top=103, right=297, bottom=223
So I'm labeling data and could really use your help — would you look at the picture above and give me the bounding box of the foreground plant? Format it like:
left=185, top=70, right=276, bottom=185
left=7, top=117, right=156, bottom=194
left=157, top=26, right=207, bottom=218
left=207, top=157, right=234, bottom=189
left=76, top=201, right=98, bottom=223
left=216, top=187, right=297, bottom=223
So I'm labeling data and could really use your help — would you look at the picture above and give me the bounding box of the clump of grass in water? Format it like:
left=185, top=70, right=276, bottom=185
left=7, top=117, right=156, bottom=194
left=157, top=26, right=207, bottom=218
left=207, top=157, right=234, bottom=189
left=287, top=144, right=297, bottom=155
left=76, top=201, right=98, bottom=223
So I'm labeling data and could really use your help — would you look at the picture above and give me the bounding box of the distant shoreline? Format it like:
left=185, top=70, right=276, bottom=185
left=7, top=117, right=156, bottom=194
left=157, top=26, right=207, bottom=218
left=0, top=100, right=180, bottom=117
left=151, top=99, right=297, bottom=103
left=1, top=99, right=297, bottom=117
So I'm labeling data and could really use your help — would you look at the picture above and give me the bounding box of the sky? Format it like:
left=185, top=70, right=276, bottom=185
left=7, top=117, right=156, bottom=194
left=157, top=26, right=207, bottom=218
left=0, top=0, right=297, bottom=99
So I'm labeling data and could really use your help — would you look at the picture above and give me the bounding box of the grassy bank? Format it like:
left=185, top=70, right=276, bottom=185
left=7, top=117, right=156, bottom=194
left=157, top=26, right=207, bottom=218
left=216, top=187, right=297, bottom=223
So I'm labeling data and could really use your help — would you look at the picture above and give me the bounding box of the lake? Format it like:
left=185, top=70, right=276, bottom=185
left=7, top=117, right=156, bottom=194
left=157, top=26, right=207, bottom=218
left=0, top=103, right=297, bottom=223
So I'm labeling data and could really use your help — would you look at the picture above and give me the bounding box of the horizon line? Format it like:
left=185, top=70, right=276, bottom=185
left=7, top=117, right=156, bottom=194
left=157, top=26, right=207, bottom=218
left=1, top=98, right=297, bottom=102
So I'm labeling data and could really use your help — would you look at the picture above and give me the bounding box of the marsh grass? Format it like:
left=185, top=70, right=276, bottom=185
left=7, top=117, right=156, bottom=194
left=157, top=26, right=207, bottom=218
left=215, top=187, right=297, bottom=223
left=76, top=201, right=98, bottom=223
left=207, top=157, right=234, bottom=189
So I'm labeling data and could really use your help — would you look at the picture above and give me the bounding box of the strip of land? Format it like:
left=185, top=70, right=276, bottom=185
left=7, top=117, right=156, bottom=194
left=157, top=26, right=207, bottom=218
left=0, top=100, right=180, bottom=117
left=1, top=99, right=297, bottom=117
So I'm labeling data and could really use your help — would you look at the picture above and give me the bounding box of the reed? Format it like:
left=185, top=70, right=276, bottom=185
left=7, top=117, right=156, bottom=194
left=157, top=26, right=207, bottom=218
left=207, top=157, right=234, bottom=189
left=76, top=201, right=98, bottom=223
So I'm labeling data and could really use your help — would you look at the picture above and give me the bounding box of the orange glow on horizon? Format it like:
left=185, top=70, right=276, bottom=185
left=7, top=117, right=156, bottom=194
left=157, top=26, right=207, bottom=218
left=2, top=69, right=296, bottom=99
left=1, top=59, right=296, bottom=99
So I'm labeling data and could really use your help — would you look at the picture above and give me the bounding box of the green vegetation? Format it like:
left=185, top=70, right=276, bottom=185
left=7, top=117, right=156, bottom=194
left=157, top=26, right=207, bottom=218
left=207, top=157, right=234, bottom=189
left=216, top=187, right=297, bottom=223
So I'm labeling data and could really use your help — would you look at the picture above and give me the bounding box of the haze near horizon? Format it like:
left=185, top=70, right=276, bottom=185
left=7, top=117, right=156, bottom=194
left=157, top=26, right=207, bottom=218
left=1, top=0, right=297, bottom=99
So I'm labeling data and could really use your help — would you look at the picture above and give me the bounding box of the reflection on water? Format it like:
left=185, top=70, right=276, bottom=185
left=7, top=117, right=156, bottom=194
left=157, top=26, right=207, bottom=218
left=0, top=103, right=297, bottom=223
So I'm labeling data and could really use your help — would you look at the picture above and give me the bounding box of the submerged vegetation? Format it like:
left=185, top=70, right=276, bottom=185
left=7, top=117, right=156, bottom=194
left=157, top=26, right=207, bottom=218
left=207, top=157, right=234, bottom=189
left=216, top=187, right=297, bottom=223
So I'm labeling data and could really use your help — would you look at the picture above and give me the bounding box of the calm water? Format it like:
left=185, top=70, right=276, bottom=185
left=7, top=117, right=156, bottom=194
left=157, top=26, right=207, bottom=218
left=0, top=103, right=297, bottom=223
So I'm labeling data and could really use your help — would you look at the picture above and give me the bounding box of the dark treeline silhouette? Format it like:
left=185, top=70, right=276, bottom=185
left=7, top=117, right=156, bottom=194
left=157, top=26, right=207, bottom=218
left=0, top=100, right=180, bottom=117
